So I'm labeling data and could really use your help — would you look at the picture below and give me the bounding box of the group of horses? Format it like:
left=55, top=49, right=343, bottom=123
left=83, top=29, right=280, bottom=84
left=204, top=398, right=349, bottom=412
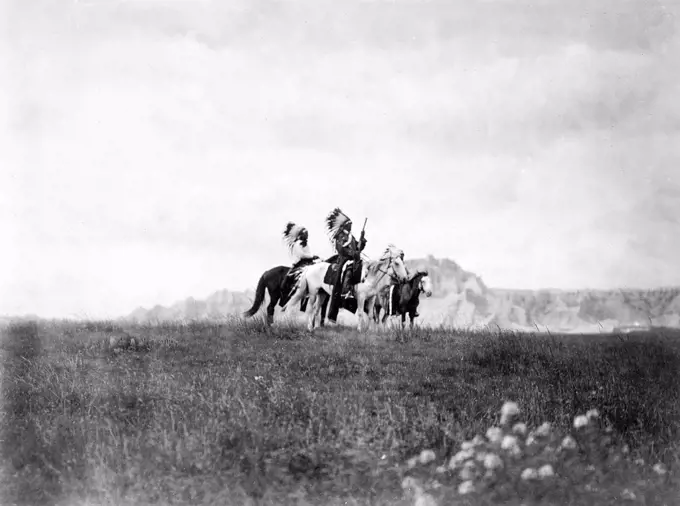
left=243, top=244, right=434, bottom=332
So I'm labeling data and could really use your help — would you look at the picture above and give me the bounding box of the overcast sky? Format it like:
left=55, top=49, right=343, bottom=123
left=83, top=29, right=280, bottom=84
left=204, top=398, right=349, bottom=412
left=2, top=0, right=679, bottom=318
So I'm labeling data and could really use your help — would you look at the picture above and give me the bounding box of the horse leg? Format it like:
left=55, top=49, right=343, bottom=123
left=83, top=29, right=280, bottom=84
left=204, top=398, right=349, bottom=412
left=266, top=295, right=278, bottom=326
left=319, top=291, right=329, bottom=327
left=355, top=293, right=365, bottom=332
left=311, top=291, right=326, bottom=328
left=306, top=291, right=318, bottom=332
left=364, top=297, right=377, bottom=332
left=401, top=312, right=406, bottom=328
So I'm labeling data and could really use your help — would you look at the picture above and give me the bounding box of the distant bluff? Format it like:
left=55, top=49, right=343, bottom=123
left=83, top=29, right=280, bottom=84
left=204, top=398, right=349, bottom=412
left=125, top=255, right=680, bottom=332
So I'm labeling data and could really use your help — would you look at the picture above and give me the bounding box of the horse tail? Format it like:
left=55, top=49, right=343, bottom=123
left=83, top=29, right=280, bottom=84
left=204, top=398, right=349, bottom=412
left=243, top=273, right=267, bottom=318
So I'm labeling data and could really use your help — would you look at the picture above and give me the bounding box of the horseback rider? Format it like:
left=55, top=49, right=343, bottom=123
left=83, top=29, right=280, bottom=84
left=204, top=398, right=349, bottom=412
left=325, top=208, right=367, bottom=323
left=389, top=251, right=419, bottom=318
left=280, top=222, right=319, bottom=308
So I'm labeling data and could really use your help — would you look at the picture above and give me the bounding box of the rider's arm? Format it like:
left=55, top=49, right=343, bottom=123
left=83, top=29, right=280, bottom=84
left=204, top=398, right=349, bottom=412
left=335, top=237, right=354, bottom=257
left=358, top=230, right=367, bottom=252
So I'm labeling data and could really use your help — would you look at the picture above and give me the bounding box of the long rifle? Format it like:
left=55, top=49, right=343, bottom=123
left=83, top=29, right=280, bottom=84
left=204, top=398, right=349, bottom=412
left=357, top=217, right=368, bottom=259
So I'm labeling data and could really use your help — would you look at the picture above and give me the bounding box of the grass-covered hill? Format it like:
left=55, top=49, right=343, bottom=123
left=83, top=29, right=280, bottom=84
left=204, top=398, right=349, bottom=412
left=1, top=318, right=678, bottom=505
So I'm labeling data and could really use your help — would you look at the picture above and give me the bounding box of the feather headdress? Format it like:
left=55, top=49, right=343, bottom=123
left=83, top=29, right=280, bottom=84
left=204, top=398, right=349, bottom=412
left=325, top=208, right=352, bottom=241
left=282, top=222, right=307, bottom=253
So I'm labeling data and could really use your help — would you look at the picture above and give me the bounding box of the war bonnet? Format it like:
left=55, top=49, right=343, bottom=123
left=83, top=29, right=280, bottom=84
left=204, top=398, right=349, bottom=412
left=325, top=208, right=352, bottom=242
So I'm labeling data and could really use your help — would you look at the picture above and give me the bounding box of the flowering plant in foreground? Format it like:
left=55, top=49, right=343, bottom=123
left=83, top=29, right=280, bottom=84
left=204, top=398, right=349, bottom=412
left=399, top=401, right=673, bottom=505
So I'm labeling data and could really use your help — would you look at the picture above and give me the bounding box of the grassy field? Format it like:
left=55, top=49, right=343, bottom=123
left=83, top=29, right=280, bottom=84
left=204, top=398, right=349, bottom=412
left=1, top=318, right=679, bottom=506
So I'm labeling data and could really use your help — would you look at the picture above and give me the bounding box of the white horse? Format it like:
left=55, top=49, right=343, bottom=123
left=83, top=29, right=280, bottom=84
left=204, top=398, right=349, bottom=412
left=281, top=244, right=409, bottom=332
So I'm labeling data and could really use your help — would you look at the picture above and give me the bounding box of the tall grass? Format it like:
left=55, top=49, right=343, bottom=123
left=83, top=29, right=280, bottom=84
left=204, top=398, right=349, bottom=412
left=1, top=319, right=678, bottom=505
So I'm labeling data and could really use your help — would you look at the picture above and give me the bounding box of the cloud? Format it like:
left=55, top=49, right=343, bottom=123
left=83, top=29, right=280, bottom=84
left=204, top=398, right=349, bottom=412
left=2, top=0, right=680, bottom=316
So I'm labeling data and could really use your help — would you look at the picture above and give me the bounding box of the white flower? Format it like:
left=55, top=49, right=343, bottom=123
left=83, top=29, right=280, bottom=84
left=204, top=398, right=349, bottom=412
left=525, top=434, right=537, bottom=446
left=500, top=401, right=520, bottom=424
left=621, top=488, right=636, bottom=500
left=419, top=449, right=436, bottom=465
left=634, top=458, right=645, bottom=466
left=560, top=436, right=577, bottom=450
left=573, top=415, right=589, bottom=429
left=512, top=422, right=527, bottom=436
left=521, top=467, right=538, bottom=480
left=621, top=444, right=630, bottom=455
left=449, top=448, right=475, bottom=470
left=538, top=464, right=555, bottom=478
left=486, top=427, right=503, bottom=443
left=459, top=463, right=476, bottom=481
left=435, top=465, right=446, bottom=474
left=483, top=453, right=503, bottom=470
left=401, top=476, right=421, bottom=491
left=586, top=408, right=600, bottom=420
left=535, top=422, right=552, bottom=437
left=501, top=435, right=522, bottom=457
left=407, top=457, right=418, bottom=469
left=501, top=401, right=520, bottom=417
left=653, top=463, right=668, bottom=475
left=461, top=435, right=487, bottom=450
left=501, top=435, right=519, bottom=450
left=415, top=492, right=437, bottom=506
left=461, top=440, right=476, bottom=451
left=458, top=480, right=475, bottom=495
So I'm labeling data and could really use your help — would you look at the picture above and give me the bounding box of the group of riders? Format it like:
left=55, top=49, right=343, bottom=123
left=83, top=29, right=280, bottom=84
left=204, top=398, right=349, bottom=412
left=279, top=207, right=417, bottom=323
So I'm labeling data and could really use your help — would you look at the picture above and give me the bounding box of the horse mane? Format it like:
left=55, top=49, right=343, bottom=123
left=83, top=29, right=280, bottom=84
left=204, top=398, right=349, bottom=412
left=364, top=246, right=403, bottom=277
left=365, top=259, right=382, bottom=276
left=408, top=268, right=428, bottom=281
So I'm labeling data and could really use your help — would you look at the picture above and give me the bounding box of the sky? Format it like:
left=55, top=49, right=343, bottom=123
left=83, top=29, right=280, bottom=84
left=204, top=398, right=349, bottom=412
left=1, top=0, right=680, bottom=319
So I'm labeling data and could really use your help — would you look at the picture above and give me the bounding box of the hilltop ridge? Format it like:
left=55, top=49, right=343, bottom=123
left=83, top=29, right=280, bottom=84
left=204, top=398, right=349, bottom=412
left=123, top=255, right=680, bottom=332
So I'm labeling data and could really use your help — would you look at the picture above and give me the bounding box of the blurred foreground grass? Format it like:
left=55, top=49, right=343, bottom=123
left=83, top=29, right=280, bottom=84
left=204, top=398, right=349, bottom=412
left=1, top=318, right=679, bottom=505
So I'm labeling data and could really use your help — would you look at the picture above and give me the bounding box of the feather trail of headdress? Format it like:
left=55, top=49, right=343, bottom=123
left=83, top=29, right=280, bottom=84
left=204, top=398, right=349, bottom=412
left=325, top=208, right=352, bottom=242
left=282, top=222, right=307, bottom=253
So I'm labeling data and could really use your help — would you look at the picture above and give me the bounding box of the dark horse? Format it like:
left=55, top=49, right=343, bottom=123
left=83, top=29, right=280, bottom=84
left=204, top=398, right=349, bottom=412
left=373, top=270, right=433, bottom=327
left=243, top=261, right=333, bottom=326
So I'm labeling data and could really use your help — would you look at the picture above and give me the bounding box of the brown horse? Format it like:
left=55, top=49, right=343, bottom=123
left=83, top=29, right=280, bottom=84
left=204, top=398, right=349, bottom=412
left=373, top=270, right=434, bottom=327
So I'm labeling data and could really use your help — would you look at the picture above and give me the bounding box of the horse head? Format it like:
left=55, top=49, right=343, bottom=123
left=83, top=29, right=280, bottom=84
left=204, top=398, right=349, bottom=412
left=404, top=269, right=432, bottom=299
left=416, top=270, right=433, bottom=298
left=382, top=244, right=408, bottom=282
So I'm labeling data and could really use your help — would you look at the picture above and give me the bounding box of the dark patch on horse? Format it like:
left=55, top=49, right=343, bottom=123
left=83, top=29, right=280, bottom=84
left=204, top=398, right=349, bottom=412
left=243, top=265, right=310, bottom=326
left=374, top=271, right=428, bottom=326
left=324, top=264, right=340, bottom=285
left=244, top=256, right=338, bottom=326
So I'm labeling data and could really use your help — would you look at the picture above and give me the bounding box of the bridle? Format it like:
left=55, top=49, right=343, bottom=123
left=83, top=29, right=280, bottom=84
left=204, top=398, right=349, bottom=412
left=367, top=252, right=403, bottom=286
left=417, top=274, right=426, bottom=294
